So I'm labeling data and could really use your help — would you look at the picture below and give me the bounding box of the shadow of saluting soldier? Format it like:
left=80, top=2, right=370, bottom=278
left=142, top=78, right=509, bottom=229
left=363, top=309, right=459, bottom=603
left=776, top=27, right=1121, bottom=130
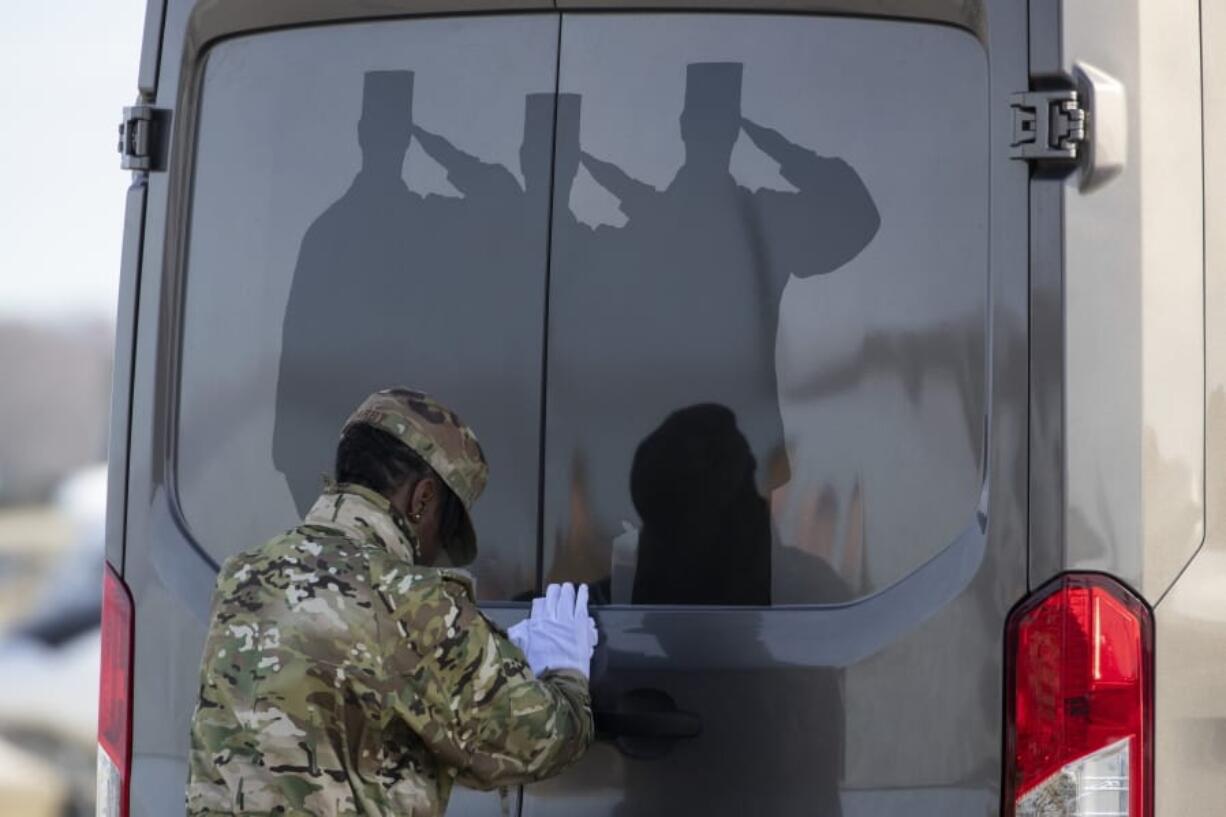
left=274, top=70, right=427, bottom=512
left=546, top=62, right=881, bottom=576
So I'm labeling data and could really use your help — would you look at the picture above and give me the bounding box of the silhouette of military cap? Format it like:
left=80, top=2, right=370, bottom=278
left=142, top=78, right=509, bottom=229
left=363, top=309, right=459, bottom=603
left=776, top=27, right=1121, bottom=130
left=522, top=94, right=582, bottom=154
left=342, top=387, right=488, bottom=566
left=360, top=70, right=414, bottom=129
left=523, top=93, right=554, bottom=136
left=683, top=62, right=744, bottom=118
left=524, top=93, right=582, bottom=186
left=555, top=93, right=582, bottom=150
left=521, top=93, right=562, bottom=185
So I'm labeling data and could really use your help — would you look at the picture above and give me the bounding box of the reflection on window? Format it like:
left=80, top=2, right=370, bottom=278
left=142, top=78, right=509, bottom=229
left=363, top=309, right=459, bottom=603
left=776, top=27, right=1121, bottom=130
left=629, top=404, right=772, bottom=605
left=179, top=15, right=987, bottom=608
left=177, top=17, right=558, bottom=600
left=542, top=15, right=988, bottom=606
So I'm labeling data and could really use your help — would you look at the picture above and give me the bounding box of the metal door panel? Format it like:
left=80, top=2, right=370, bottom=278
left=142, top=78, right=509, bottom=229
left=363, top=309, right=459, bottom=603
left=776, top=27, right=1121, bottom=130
left=524, top=4, right=1028, bottom=815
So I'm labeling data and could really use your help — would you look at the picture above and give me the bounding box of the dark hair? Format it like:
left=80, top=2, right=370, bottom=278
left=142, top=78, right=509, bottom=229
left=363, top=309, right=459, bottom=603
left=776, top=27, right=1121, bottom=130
left=335, top=424, right=463, bottom=540
left=336, top=424, right=429, bottom=493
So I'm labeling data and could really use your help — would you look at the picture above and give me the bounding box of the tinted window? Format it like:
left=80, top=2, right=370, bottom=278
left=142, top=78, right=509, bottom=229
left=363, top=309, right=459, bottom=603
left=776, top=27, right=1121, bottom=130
left=176, top=16, right=559, bottom=600
left=542, top=15, right=989, bottom=605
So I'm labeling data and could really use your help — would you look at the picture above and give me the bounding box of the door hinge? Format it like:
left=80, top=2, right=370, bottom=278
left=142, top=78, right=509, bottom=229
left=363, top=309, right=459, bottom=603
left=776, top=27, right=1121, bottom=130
left=1010, top=89, right=1087, bottom=164
left=118, top=105, right=169, bottom=171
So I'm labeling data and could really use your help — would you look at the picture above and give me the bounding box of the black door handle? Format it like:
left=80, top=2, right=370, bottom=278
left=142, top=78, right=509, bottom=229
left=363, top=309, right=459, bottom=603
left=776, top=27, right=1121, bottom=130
left=595, top=709, right=703, bottom=739
left=595, top=688, right=702, bottom=759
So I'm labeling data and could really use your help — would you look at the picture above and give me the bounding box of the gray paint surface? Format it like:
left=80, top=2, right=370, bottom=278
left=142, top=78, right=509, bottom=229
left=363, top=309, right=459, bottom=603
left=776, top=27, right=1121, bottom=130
left=1054, top=0, right=1205, bottom=601
left=104, top=180, right=146, bottom=570
left=1153, top=2, right=1226, bottom=813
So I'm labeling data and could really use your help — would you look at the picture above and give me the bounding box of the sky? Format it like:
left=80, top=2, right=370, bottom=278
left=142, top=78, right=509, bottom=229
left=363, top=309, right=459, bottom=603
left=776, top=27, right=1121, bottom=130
left=0, top=0, right=147, bottom=320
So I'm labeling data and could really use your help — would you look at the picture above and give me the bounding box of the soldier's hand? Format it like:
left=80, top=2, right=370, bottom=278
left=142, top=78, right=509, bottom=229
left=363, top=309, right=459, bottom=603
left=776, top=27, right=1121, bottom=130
left=412, top=124, right=460, bottom=163
left=507, top=618, right=531, bottom=655
left=578, top=150, right=603, bottom=170
left=411, top=123, right=438, bottom=142
left=742, top=117, right=839, bottom=190
left=741, top=117, right=795, bottom=156
left=514, top=583, right=598, bottom=679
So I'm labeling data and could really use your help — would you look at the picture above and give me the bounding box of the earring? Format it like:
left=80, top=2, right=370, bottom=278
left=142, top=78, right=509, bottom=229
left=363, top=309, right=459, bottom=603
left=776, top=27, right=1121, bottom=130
left=409, top=509, right=423, bottom=523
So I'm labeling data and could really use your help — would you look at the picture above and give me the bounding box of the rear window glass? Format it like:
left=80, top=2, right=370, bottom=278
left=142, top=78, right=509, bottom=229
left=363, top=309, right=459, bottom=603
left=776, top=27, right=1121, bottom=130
left=541, top=15, right=988, bottom=605
left=176, top=13, right=988, bottom=606
left=176, top=15, right=560, bottom=600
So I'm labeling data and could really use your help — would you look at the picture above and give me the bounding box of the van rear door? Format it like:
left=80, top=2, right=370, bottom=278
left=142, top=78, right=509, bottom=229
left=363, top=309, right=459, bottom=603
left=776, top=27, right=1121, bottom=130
left=526, top=4, right=1029, bottom=815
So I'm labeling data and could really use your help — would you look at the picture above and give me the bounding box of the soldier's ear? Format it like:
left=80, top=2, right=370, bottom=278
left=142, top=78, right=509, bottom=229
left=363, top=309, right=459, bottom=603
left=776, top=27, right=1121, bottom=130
left=409, top=476, right=437, bottom=513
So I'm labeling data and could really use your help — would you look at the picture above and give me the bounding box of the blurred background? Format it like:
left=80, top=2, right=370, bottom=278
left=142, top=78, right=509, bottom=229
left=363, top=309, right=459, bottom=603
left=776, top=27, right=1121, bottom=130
left=0, top=1, right=146, bottom=814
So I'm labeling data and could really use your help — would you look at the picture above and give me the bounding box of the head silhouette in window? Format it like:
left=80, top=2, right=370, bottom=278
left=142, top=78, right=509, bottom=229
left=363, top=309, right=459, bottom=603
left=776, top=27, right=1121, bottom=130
left=357, top=70, right=415, bottom=181
left=630, top=403, right=771, bottom=606
left=678, top=62, right=742, bottom=184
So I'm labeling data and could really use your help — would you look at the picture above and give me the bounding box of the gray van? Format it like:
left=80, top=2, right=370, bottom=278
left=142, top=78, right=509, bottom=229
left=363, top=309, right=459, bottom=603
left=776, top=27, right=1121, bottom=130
left=99, top=0, right=1225, bottom=815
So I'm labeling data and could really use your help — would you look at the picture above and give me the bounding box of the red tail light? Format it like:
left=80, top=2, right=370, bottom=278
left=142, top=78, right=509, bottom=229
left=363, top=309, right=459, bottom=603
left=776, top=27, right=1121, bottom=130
left=98, top=563, right=134, bottom=817
left=1005, top=573, right=1153, bottom=817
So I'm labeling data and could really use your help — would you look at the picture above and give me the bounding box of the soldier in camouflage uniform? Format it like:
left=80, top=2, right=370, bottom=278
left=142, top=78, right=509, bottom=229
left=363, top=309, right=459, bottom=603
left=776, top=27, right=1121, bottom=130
left=187, top=388, right=595, bottom=816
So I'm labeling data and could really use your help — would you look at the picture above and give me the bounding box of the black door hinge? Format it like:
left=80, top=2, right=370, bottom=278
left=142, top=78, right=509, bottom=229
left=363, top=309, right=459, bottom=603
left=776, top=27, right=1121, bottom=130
left=1010, top=89, right=1087, bottom=166
left=118, top=105, right=170, bottom=171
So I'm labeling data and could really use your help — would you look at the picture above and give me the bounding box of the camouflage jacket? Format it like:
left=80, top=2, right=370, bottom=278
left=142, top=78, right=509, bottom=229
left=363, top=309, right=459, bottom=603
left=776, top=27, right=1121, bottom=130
left=187, top=483, right=593, bottom=816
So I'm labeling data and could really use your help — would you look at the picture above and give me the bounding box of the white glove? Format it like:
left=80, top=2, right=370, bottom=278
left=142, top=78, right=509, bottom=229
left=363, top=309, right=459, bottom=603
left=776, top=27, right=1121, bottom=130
left=507, top=583, right=598, bottom=679
left=507, top=618, right=527, bottom=645
left=507, top=619, right=533, bottom=662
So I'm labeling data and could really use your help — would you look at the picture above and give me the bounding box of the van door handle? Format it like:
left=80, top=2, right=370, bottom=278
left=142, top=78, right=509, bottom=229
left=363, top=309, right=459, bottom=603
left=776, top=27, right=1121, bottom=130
left=595, top=708, right=702, bottom=739
left=594, top=688, right=702, bottom=758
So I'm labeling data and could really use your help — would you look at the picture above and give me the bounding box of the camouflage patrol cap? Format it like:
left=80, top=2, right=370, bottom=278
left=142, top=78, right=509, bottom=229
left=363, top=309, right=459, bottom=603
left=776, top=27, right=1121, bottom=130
left=342, top=388, right=487, bottom=565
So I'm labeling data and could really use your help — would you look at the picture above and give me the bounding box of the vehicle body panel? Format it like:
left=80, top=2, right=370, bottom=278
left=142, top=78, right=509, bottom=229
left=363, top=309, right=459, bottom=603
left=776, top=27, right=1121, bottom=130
left=1152, top=1, right=1226, bottom=814
left=1027, top=0, right=1205, bottom=603
left=105, top=1, right=1221, bottom=815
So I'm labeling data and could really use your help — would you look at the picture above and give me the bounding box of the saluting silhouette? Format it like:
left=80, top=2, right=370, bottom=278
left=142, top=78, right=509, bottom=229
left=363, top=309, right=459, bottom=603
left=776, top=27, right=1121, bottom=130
left=544, top=62, right=881, bottom=582
left=272, top=64, right=879, bottom=603
left=275, top=70, right=425, bottom=512
left=273, top=72, right=557, bottom=598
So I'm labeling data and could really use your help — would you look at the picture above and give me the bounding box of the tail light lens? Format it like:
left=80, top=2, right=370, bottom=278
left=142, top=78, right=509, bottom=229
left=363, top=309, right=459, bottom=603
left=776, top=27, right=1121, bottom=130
left=1005, top=574, right=1153, bottom=817
left=98, top=563, right=134, bottom=817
